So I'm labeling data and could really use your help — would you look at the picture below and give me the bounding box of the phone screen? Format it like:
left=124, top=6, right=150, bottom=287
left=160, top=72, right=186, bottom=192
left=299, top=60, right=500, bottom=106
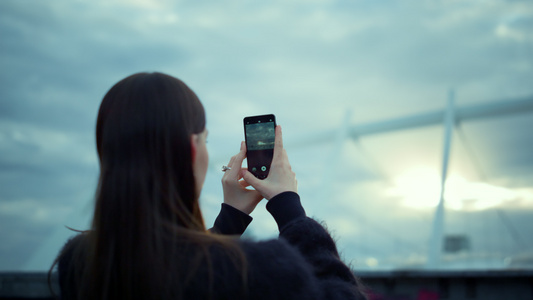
left=244, top=114, right=276, bottom=179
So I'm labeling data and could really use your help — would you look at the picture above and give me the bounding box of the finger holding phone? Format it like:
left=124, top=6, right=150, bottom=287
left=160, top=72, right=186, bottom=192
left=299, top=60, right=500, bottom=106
left=242, top=124, right=298, bottom=200
left=221, top=141, right=263, bottom=215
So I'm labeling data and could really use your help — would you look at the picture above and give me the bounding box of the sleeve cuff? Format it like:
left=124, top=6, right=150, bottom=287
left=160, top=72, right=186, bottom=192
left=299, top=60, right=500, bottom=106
left=212, top=203, right=253, bottom=235
left=266, top=191, right=306, bottom=231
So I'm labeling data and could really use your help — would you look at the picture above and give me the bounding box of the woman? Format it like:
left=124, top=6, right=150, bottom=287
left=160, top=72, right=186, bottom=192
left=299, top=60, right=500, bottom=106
left=54, top=72, right=367, bottom=300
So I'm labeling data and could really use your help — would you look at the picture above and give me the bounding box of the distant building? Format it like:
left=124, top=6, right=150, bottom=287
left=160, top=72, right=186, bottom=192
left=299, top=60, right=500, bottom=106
left=444, top=235, right=470, bottom=253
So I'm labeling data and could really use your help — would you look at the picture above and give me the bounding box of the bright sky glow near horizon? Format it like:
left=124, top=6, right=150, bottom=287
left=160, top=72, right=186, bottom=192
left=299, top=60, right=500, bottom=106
left=1, top=0, right=533, bottom=272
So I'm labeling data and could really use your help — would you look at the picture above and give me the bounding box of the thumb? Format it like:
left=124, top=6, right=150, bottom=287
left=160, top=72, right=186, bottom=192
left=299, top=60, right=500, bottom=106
left=241, top=170, right=263, bottom=189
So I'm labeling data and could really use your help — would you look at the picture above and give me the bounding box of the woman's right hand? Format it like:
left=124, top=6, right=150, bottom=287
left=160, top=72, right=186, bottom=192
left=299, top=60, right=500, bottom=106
left=242, top=125, right=297, bottom=200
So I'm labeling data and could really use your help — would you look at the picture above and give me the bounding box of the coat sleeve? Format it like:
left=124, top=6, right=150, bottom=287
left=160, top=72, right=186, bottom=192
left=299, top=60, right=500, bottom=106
left=210, top=203, right=253, bottom=235
left=266, top=192, right=368, bottom=300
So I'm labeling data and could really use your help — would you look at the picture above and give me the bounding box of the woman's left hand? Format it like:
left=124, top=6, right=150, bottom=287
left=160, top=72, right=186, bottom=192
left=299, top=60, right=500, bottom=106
left=221, top=141, right=263, bottom=215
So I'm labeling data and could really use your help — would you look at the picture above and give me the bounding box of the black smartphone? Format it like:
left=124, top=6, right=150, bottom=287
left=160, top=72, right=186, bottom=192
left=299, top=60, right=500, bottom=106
left=244, top=114, right=276, bottom=179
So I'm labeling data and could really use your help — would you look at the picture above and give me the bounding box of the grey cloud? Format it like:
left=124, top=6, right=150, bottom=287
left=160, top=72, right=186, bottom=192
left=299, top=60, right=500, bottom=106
left=0, top=213, right=55, bottom=271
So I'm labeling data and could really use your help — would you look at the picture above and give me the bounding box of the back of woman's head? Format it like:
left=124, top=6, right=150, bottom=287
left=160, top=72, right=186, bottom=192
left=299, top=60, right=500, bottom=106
left=95, top=72, right=206, bottom=231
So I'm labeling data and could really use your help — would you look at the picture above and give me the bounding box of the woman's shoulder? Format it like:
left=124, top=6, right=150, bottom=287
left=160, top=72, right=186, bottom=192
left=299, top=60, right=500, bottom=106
left=56, top=232, right=92, bottom=299
left=59, top=232, right=90, bottom=259
left=57, top=232, right=93, bottom=276
left=57, top=233, right=88, bottom=267
left=62, top=232, right=88, bottom=248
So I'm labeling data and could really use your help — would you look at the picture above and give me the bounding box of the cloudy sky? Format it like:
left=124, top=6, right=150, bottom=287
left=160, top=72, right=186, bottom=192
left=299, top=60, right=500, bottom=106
left=1, top=0, right=533, bottom=272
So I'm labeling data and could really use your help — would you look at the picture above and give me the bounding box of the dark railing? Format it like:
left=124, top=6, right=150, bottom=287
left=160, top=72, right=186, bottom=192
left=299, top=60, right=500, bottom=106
left=1, top=270, right=532, bottom=300
left=0, top=272, right=57, bottom=300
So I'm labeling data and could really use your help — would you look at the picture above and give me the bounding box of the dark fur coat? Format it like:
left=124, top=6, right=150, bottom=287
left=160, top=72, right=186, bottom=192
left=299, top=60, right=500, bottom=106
left=57, top=192, right=367, bottom=299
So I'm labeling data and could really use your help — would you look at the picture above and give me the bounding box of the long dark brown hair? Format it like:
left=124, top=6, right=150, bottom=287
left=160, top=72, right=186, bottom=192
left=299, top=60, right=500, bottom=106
left=52, top=72, right=246, bottom=300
